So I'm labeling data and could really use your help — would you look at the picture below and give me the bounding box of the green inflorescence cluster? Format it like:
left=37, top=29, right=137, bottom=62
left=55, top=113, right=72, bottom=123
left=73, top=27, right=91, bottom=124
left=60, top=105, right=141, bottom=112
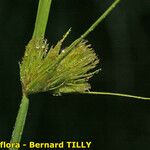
left=20, top=30, right=99, bottom=96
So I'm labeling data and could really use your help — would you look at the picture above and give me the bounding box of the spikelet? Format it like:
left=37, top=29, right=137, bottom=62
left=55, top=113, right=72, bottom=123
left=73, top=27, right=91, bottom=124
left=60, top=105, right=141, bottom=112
left=20, top=30, right=99, bottom=95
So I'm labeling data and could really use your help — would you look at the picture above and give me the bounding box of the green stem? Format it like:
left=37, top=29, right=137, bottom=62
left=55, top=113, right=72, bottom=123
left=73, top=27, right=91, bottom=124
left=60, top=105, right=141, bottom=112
left=57, top=0, right=121, bottom=63
left=83, top=91, right=150, bottom=100
left=9, top=94, right=29, bottom=150
left=32, top=0, right=52, bottom=38
left=9, top=0, right=53, bottom=147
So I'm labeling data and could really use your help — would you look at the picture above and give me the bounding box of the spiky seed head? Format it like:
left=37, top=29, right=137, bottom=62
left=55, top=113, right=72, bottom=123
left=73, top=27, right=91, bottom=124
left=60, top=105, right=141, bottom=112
left=20, top=31, right=99, bottom=95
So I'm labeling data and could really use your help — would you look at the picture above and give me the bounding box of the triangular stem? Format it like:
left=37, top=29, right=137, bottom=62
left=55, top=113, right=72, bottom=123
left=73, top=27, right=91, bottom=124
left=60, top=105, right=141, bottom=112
left=33, top=0, right=52, bottom=38
left=9, top=94, right=29, bottom=150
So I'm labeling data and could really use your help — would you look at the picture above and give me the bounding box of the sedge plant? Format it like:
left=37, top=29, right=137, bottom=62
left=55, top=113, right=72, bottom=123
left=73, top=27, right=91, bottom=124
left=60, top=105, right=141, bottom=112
left=9, top=0, right=150, bottom=149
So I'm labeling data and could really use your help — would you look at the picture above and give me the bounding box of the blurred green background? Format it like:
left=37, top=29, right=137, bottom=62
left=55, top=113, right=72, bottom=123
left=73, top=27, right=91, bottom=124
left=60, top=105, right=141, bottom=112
left=0, top=0, right=150, bottom=149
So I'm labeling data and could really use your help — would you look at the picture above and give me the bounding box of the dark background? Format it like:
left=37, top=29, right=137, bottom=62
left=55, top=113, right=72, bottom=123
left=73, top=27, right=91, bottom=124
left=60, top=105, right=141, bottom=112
left=0, top=0, right=150, bottom=149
